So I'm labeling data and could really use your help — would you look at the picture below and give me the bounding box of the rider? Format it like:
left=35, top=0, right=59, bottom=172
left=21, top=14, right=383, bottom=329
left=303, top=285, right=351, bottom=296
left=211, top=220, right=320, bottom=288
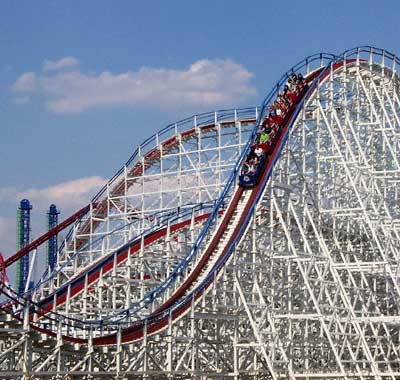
left=260, top=131, right=270, bottom=144
left=254, top=145, right=264, bottom=159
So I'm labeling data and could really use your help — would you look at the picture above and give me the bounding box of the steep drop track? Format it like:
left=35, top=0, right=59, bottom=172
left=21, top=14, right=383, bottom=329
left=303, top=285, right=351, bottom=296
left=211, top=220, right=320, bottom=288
left=1, top=54, right=359, bottom=346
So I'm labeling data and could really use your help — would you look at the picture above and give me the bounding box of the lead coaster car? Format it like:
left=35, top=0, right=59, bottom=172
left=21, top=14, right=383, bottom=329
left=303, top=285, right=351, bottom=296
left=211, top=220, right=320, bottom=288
left=239, top=155, right=268, bottom=188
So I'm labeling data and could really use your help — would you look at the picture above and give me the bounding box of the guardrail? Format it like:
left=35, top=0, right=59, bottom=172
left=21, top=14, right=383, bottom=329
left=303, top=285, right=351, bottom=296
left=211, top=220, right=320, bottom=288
left=2, top=46, right=398, bottom=340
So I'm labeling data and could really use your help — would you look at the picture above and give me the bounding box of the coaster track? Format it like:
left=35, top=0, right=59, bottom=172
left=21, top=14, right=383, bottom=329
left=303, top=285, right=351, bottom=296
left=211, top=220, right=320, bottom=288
left=1, top=46, right=400, bottom=379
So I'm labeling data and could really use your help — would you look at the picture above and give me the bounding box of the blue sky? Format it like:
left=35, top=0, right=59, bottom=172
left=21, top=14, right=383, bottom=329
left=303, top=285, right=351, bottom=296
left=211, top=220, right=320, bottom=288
left=0, top=0, right=399, bottom=260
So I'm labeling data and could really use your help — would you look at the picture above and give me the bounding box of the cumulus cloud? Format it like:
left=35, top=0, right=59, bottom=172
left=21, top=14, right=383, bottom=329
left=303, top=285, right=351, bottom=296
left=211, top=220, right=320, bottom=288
left=12, top=72, right=36, bottom=92
left=0, top=216, right=16, bottom=261
left=0, top=187, right=17, bottom=202
left=43, top=56, right=79, bottom=72
left=11, top=58, right=257, bottom=113
left=45, top=59, right=256, bottom=112
left=13, top=96, right=31, bottom=105
left=16, top=176, right=106, bottom=211
left=0, top=176, right=106, bottom=272
left=0, top=176, right=106, bottom=229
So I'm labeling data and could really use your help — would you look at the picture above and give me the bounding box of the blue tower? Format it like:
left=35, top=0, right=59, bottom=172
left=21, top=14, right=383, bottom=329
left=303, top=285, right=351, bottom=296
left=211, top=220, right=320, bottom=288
left=16, top=199, right=32, bottom=295
left=47, top=204, right=59, bottom=271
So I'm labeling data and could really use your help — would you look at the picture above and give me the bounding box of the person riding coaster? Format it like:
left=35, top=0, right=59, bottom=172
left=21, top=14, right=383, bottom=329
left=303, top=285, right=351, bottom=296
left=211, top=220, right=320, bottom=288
left=239, top=149, right=268, bottom=187
left=239, top=71, right=307, bottom=188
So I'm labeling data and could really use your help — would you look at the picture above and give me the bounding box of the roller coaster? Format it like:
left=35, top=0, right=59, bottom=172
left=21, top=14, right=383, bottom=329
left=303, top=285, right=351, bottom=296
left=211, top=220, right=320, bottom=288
left=1, top=46, right=400, bottom=379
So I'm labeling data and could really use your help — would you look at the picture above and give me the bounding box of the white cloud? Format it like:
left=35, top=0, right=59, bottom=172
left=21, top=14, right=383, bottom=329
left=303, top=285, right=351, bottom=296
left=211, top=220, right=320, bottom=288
left=13, top=96, right=31, bottom=105
left=0, top=176, right=106, bottom=235
left=0, top=176, right=106, bottom=281
left=12, top=58, right=257, bottom=113
left=0, top=216, right=16, bottom=259
left=43, top=56, right=79, bottom=72
left=45, top=59, right=256, bottom=113
left=16, top=176, right=106, bottom=212
left=0, top=187, right=18, bottom=203
left=12, top=72, right=36, bottom=92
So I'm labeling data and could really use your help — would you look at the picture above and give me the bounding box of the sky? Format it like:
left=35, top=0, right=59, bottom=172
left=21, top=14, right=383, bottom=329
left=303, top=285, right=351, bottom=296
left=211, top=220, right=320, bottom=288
left=0, top=0, right=399, bottom=269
